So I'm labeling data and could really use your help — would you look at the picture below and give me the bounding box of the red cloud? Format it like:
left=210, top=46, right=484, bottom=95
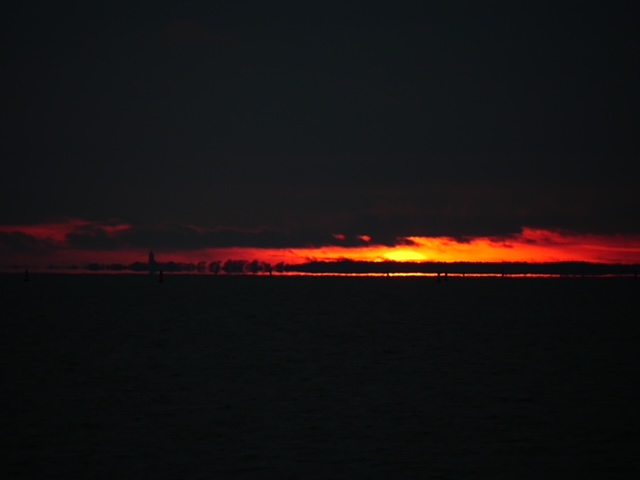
left=2, top=220, right=640, bottom=269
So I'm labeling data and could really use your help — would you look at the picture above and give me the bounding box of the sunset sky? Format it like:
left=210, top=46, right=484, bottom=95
left=2, top=1, right=639, bottom=268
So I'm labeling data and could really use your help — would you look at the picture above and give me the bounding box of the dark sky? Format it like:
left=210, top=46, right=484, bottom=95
left=2, top=1, right=639, bottom=246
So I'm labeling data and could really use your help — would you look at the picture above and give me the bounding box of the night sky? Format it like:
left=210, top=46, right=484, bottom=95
left=2, top=1, right=639, bottom=265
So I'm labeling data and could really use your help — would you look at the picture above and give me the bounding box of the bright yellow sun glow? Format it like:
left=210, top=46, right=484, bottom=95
left=382, top=249, right=427, bottom=262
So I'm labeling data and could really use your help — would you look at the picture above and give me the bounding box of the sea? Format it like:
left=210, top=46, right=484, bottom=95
left=1, top=274, right=638, bottom=478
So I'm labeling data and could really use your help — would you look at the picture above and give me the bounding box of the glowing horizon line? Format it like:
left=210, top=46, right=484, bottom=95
left=2, top=222, right=640, bottom=265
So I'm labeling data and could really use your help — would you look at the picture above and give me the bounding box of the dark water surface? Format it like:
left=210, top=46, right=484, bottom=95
left=2, top=275, right=639, bottom=478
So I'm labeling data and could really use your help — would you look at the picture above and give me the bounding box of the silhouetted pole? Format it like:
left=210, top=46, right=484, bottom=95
left=24, top=269, right=29, bottom=282
left=148, top=250, right=158, bottom=275
left=158, top=270, right=164, bottom=283
left=436, top=272, right=441, bottom=283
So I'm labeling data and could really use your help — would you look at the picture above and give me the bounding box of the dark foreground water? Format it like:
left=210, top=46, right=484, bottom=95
left=1, top=274, right=639, bottom=478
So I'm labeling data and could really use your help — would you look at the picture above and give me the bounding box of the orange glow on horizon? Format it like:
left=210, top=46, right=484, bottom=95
left=1, top=221, right=640, bottom=267
left=202, top=228, right=640, bottom=265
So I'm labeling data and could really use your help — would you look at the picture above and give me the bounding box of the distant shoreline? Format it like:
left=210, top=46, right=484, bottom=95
left=2, top=260, right=638, bottom=279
